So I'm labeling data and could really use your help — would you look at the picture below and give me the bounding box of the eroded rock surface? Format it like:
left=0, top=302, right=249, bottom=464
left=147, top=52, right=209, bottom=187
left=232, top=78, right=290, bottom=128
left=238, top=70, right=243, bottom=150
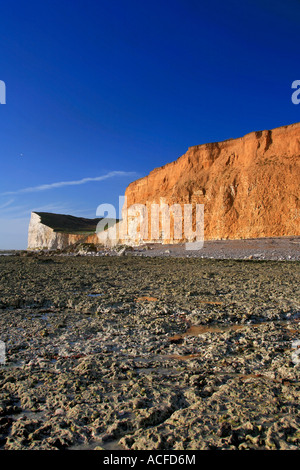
left=0, top=255, right=299, bottom=450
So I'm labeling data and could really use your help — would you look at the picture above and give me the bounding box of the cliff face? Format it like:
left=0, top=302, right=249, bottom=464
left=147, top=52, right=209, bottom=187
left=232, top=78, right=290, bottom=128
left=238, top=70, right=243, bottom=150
left=27, top=122, right=300, bottom=250
left=123, top=122, right=300, bottom=241
left=27, top=212, right=101, bottom=250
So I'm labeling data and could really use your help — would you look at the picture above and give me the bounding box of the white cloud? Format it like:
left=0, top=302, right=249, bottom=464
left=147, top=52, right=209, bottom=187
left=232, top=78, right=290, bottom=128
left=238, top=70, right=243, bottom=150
left=0, top=199, right=14, bottom=209
left=1, top=171, right=137, bottom=196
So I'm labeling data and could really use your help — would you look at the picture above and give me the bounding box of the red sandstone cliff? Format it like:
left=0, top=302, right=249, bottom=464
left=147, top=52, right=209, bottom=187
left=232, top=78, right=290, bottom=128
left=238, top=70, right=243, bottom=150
left=124, top=122, right=300, bottom=241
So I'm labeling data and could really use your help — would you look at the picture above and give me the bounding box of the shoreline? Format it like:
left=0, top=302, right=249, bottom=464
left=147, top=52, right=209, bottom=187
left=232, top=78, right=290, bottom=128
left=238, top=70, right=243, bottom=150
left=131, top=236, right=300, bottom=261
left=8, top=235, right=300, bottom=261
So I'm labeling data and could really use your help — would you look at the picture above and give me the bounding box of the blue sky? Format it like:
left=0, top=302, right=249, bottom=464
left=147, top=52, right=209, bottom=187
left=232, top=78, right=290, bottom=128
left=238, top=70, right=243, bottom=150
left=0, top=0, right=299, bottom=249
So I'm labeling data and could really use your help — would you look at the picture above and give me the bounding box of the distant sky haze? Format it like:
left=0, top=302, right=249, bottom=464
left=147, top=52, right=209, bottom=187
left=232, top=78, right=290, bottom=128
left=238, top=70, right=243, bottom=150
left=0, top=0, right=299, bottom=248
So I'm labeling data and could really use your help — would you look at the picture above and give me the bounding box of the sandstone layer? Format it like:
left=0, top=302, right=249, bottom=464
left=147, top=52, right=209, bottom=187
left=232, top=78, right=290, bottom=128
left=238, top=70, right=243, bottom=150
left=123, top=122, right=300, bottom=242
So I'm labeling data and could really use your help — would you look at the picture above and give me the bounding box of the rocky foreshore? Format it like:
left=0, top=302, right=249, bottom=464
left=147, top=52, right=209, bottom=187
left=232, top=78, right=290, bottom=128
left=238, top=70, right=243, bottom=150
left=21, top=236, right=300, bottom=261
left=0, top=251, right=299, bottom=450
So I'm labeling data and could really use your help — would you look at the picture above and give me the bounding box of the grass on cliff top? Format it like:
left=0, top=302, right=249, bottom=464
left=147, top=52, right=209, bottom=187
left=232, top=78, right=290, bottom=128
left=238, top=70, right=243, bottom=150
left=35, top=212, right=119, bottom=234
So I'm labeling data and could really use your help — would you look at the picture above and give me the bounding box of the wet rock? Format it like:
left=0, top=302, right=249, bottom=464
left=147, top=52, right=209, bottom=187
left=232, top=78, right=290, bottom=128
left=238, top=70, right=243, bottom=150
left=0, top=255, right=299, bottom=450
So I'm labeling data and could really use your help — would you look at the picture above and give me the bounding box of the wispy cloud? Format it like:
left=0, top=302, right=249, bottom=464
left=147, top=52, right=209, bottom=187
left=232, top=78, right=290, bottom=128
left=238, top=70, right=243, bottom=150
left=0, top=199, right=14, bottom=209
left=1, top=171, right=137, bottom=196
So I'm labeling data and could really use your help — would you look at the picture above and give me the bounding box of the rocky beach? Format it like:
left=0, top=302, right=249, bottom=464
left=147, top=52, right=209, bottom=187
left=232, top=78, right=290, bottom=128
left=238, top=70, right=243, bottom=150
left=0, top=241, right=299, bottom=450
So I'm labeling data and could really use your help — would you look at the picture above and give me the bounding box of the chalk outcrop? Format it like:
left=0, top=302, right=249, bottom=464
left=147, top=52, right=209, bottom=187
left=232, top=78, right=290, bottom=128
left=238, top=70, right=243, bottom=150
left=27, top=212, right=122, bottom=250
left=123, top=122, right=300, bottom=242
left=27, top=212, right=99, bottom=250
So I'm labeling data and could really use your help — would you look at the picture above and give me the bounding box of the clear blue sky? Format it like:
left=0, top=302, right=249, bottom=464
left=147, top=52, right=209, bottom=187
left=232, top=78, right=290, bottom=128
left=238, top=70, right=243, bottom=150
left=0, top=0, right=299, bottom=249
